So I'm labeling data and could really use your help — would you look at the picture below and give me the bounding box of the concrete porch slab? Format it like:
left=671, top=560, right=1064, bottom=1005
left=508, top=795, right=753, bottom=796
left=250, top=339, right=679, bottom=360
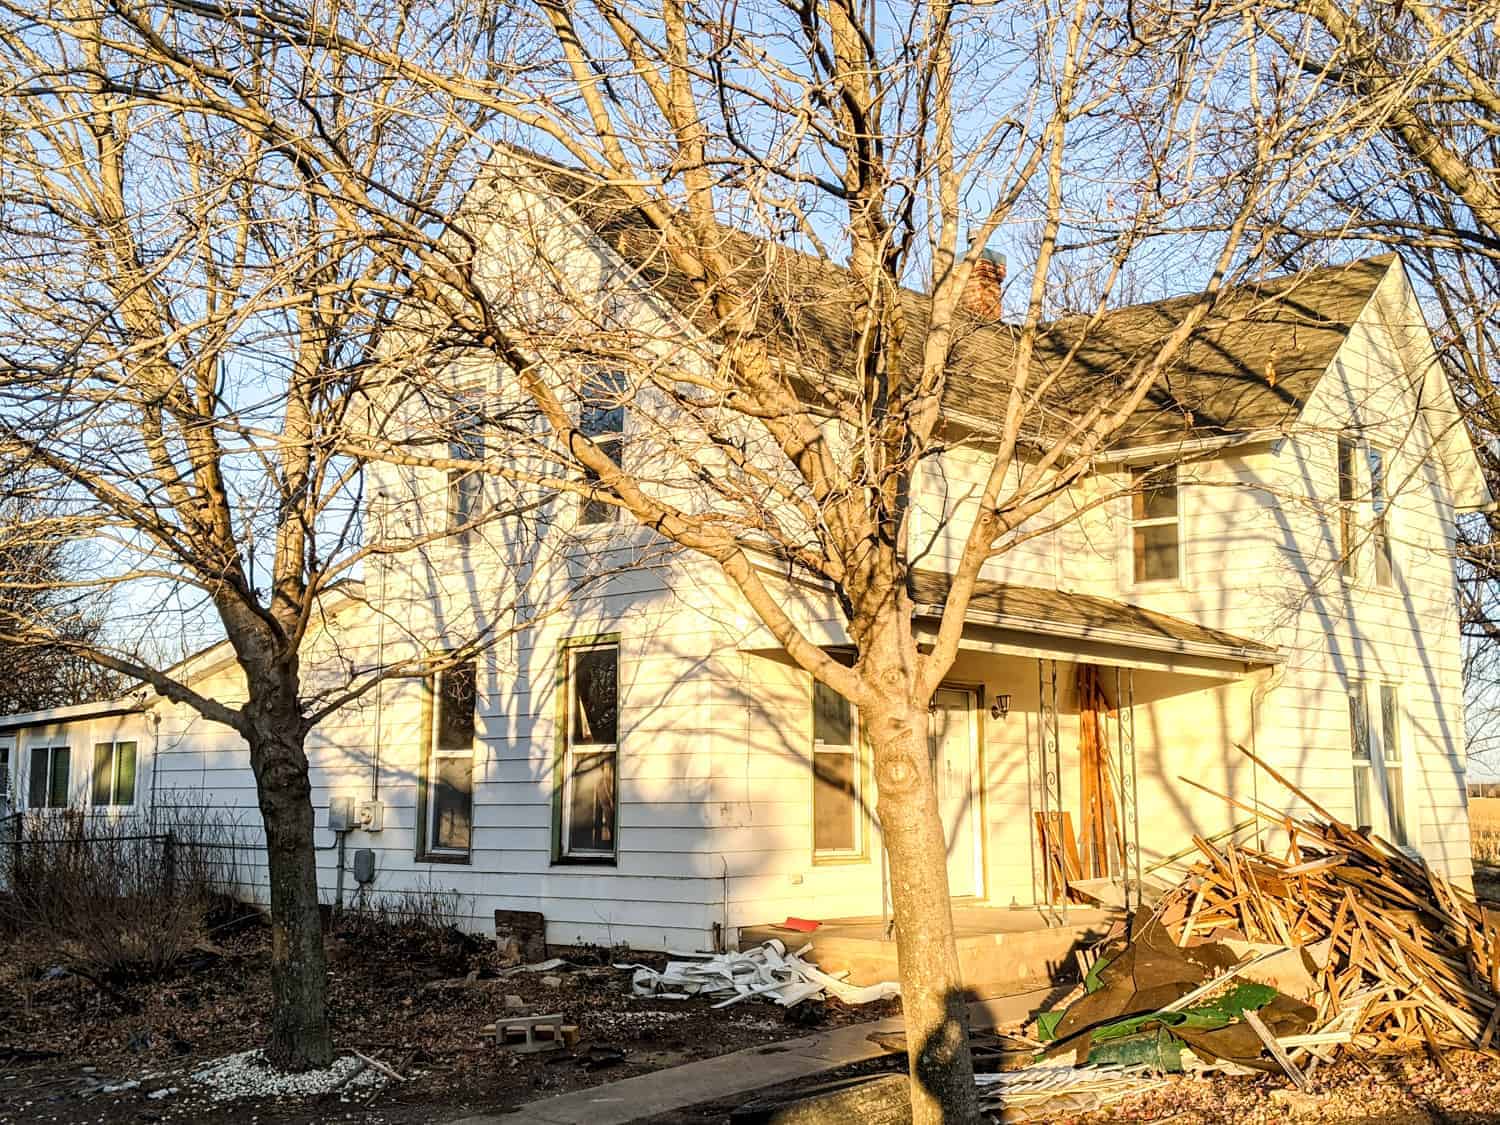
left=740, top=905, right=1121, bottom=996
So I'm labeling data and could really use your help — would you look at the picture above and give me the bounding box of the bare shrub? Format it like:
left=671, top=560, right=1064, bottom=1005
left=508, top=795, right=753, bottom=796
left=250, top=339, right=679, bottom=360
left=0, top=798, right=256, bottom=983
left=338, top=883, right=479, bottom=975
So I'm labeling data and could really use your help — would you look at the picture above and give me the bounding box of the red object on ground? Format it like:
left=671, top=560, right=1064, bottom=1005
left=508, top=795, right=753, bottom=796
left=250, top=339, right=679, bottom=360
left=782, top=917, right=820, bottom=932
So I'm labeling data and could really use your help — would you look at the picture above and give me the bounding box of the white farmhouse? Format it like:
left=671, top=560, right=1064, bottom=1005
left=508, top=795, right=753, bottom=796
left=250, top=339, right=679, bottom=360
left=0, top=174, right=1489, bottom=961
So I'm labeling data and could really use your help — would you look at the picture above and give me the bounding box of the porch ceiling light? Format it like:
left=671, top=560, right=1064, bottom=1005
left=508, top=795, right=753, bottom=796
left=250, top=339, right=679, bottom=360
left=990, top=693, right=1011, bottom=721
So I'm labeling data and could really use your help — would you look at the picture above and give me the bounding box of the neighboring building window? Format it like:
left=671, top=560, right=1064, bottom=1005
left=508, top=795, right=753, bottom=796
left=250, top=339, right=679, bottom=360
left=424, top=661, right=476, bottom=857
left=562, top=643, right=619, bottom=859
left=446, top=406, right=486, bottom=541
left=1368, top=445, right=1394, bottom=587
left=1337, top=434, right=1358, bottom=577
left=1350, top=681, right=1408, bottom=846
left=1130, top=464, right=1180, bottom=583
left=28, top=744, right=70, bottom=809
left=578, top=370, right=625, bottom=526
left=91, top=741, right=137, bottom=808
left=0, top=743, right=10, bottom=802
left=812, top=680, right=861, bottom=856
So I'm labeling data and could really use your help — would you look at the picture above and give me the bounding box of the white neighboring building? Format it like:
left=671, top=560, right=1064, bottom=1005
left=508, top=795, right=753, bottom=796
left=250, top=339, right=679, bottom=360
left=0, top=192, right=1489, bottom=952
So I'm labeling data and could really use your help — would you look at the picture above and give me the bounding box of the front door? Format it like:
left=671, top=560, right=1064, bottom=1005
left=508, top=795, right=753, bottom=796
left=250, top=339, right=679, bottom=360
left=928, top=688, right=980, bottom=897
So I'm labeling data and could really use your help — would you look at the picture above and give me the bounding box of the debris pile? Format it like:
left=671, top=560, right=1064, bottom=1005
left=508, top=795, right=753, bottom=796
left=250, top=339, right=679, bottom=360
left=1153, top=791, right=1499, bottom=1053
left=1018, top=751, right=1500, bottom=1118
left=622, top=939, right=899, bottom=1008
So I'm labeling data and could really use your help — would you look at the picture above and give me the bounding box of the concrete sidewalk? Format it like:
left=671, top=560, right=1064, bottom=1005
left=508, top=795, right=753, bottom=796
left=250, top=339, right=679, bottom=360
left=451, top=987, right=1056, bottom=1125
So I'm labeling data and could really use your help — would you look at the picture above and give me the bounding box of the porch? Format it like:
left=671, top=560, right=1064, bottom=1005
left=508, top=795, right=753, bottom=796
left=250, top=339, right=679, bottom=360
left=740, top=905, right=1121, bottom=997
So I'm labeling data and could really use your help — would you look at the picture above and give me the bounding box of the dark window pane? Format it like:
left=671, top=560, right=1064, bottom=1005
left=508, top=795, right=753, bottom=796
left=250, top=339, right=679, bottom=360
left=813, top=680, right=852, bottom=746
left=567, top=750, right=617, bottom=853
left=572, top=647, right=618, bottom=745
left=1350, top=689, right=1370, bottom=760
left=93, top=744, right=113, bottom=806
left=1131, top=466, right=1177, bottom=520
left=431, top=754, right=472, bottom=851
left=579, top=438, right=622, bottom=525
left=1133, top=523, right=1179, bottom=582
left=436, top=662, right=476, bottom=750
left=29, top=747, right=48, bottom=807
left=48, top=749, right=69, bottom=808
left=114, top=742, right=136, bottom=806
left=813, top=751, right=856, bottom=852
left=0, top=746, right=9, bottom=798
left=1337, top=437, right=1357, bottom=502
left=1385, top=766, right=1407, bottom=846
left=1380, top=685, right=1399, bottom=762
left=1368, top=448, right=1386, bottom=511
left=448, top=469, right=482, bottom=533
left=580, top=370, right=627, bottom=437
left=1353, top=765, right=1372, bottom=828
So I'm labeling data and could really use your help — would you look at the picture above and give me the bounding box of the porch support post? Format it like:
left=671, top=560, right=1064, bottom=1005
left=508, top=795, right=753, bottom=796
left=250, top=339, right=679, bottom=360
left=1031, top=658, right=1065, bottom=925
left=1114, top=666, right=1142, bottom=915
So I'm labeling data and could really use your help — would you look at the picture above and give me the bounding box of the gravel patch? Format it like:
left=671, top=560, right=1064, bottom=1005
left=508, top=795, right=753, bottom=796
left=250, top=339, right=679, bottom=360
left=189, top=1050, right=387, bottom=1102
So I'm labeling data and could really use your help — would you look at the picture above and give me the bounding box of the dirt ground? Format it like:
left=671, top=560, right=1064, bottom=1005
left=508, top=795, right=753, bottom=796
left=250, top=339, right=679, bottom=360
left=0, top=908, right=896, bottom=1125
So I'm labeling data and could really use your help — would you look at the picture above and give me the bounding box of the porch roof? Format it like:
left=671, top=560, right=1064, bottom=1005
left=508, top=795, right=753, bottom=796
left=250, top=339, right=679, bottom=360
left=909, top=570, right=1280, bottom=668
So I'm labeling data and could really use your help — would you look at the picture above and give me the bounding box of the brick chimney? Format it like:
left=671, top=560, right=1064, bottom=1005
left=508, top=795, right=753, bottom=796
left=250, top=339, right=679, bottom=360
left=959, top=246, right=1006, bottom=321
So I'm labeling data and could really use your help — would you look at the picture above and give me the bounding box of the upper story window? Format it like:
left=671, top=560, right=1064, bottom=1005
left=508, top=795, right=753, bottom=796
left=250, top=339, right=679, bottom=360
left=446, top=404, right=486, bottom=542
left=1368, top=445, right=1394, bottom=588
left=578, top=370, right=626, bottom=526
left=1130, top=464, right=1180, bottom=583
left=1337, top=434, right=1358, bottom=577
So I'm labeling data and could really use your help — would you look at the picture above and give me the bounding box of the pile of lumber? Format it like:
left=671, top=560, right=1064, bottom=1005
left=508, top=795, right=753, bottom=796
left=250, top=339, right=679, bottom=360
left=1158, top=755, right=1500, bottom=1055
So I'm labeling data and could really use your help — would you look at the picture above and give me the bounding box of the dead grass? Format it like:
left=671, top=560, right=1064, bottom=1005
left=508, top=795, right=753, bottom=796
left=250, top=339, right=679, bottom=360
left=1472, top=797, right=1500, bottom=865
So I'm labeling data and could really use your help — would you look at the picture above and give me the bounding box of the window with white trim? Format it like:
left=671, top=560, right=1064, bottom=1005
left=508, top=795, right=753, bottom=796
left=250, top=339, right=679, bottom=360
left=1350, top=680, right=1408, bottom=846
left=1368, top=445, right=1394, bottom=588
left=1130, top=464, right=1180, bottom=583
left=1337, top=434, right=1358, bottom=577
left=578, top=370, right=626, bottom=526
left=28, top=744, right=70, bottom=809
left=812, top=680, right=861, bottom=857
left=446, top=404, right=486, bottom=542
left=0, top=742, right=11, bottom=804
left=91, top=740, right=137, bottom=808
left=562, top=643, right=619, bottom=859
left=424, top=662, right=476, bottom=856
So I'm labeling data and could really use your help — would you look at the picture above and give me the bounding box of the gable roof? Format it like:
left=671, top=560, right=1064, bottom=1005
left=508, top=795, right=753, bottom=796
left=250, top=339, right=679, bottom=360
left=908, top=569, right=1279, bottom=665
left=525, top=162, right=1390, bottom=450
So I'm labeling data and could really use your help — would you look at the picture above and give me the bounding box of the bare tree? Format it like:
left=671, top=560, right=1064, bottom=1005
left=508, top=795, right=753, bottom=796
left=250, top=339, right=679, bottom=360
left=0, top=469, right=124, bottom=713
left=0, top=6, right=571, bottom=1069
left=1231, top=0, right=1500, bottom=763
left=1, top=0, right=1322, bottom=1113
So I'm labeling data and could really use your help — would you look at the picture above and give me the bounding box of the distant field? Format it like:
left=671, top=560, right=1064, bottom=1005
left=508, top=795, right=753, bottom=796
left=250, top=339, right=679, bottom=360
left=1473, top=797, right=1500, bottom=864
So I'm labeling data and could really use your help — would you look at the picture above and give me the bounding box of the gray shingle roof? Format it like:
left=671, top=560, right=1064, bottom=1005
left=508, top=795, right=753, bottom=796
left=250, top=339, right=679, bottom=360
left=908, top=569, right=1279, bottom=662
left=529, top=162, right=1389, bottom=448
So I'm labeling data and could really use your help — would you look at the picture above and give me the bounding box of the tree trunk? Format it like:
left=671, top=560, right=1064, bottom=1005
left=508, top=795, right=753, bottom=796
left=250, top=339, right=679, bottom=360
left=246, top=710, right=333, bottom=1070
left=864, top=690, right=980, bottom=1125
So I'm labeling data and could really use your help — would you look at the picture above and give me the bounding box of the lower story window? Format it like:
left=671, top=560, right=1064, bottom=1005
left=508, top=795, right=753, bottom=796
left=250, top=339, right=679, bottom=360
left=812, top=679, right=861, bottom=857
left=1350, top=681, right=1407, bottom=847
left=424, top=661, right=476, bottom=857
left=92, top=741, right=137, bottom=808
left=28, top=745, right=70, bottom=809
left=561, top=642, right=619, bottom=859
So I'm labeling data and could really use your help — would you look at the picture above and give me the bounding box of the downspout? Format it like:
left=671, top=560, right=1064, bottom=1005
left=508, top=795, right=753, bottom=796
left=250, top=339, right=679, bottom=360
left=148, top=711, right=161, bottom=832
